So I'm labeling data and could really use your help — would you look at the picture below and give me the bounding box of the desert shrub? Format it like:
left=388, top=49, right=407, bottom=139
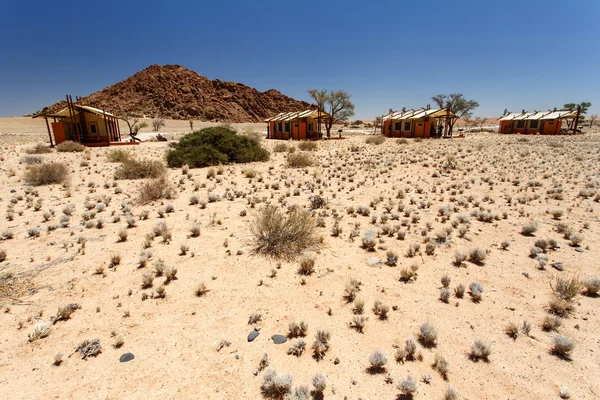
left=286, top=152, right=314, bottom=168
left=350, top=315, right=366, bottom=332
left=26, top=143, right=52, bottom=154
left=433, top=354, right=450, bottom=379
left=443, top=386, right=460, bottom=400
left=250, top=205, right=318, bottom=260
left=297, top=141, right=317, bottom=151
left=75, top=338, right=102, bottom=359
left=372, top=300, right=389, bottom=320
left=56, top=140, right=86, bottom=152
left=24, top=162, right=69, bottom=185
left=115, top=159, right=166, bottom=180
left=521, top=221, right=538, bottom=236
left=287, top=339, right=306, bottom=356
left=468, top=248, right=486, bottom=264
left=288, top=321, right=308, bottom=338
left=365, top=135, right=386, bottom=145
left=454, top=283, right=465, bottom=298
left=344, top=278, right=361, bottom=302
left=361, top=230, right=377, bottom=251
left=297, top=255, right=316, bottom=275
left=469, top=282, right=484, bottom=302
left=440, top=287, right=450, bottom=303
left=0, top=249, right=6, bottom=262
left=28, top=321, right=52, bottom=342
left=385, top=250, right=398, bottom=266
left=453, top=251, right=467, bottom=266
left=106, top=149, right=132, bottom=162
left=552, top=335, right=574, bottom=359
left=542, top=315, right=562, bottom=331
left=137, top=175, right=175, bottom=204
left=273, top=142, right=289, bottom=153
left=22, top=155, right=42, bottom=165
left=368, top=350, right=388, bottom=371
left=397, top=375, right=418, bottom=396
left=470, top=339, right=491, bottom=361
left=166, top=126, right=269, bottom=168
left=312, top=372, right=326, bottom=393
left=551, top=275, right=583, bottom=304
left=584, top=277, right=600, bottom=296
left=312, top=330, right=331, bottom=359
left=418, top=322, right=438, bottom=348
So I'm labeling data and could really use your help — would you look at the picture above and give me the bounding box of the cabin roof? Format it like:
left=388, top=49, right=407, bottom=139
left=265, top=109, right=331, bottom=122
left=499, top=110, right=577, bottom=121
left=382, top=108, right=455, bottom=121
left=33, top=105, right=116, bottom=119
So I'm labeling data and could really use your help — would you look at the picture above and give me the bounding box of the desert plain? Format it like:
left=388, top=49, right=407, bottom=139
left=0, top=117, right=599, bottom=400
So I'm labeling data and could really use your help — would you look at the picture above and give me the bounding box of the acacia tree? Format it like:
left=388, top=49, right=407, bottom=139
left=563, top=102, right=591, bottom=129
left=308, top=89, right=355, bottom=138
left=431, top=93, right=479, bottom=136
left=121, top=115, right=148, bottom=135
left=373, top=116, right=382, bottom=134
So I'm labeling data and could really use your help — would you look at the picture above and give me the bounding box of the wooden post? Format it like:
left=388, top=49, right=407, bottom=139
left=44, top=115, right=54, bottom=147
left=572, top=106, right=580, bottom=134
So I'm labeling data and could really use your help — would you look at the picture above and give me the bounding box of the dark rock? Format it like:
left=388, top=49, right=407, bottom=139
left=575, top=248, right=584, bottom=253
left=551, top=262, right=564, bottom=271
left=248, top=330, right=259, bottom=342
left=119, top=353, right=134, bottom=362
left=271, top=334, right=287, bottom=344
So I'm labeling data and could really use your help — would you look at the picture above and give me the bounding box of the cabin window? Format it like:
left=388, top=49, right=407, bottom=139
left=89, top=123, right=98, bottom=135
left=394, top=122, right=401, bottom=131
left=403, top=121, right=411, bottom=131
left=516, top=121, right=525, bottom=129
left=277, top=122, right=282, bottom=132
left=547, top=121, right=554, bottom=125
left=308, top=123, right=312, bottom=132
left=529, top=120, right=539, bottom=129
left=284, top=122, right=291, bottom=133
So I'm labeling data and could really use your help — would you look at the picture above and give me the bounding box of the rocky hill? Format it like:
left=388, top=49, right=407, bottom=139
left=37, top=64, right=312, bottom=122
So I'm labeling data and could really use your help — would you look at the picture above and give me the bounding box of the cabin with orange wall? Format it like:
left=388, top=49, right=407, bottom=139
left=498, top=110, right=575, bottom=135
left=265, top=110, right=330, bottom=140
left=381, top=107, right=455, bottom=138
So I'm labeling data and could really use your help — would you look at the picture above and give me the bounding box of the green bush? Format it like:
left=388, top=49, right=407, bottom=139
left=56, top=140, right=86, bottom=152
left=114, top=159, right=166, bottom=180
left=166, top=126, right=269, bottom=168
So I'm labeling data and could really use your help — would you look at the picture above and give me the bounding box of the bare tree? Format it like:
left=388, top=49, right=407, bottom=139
left=121, top=115, right=148, bottom=135
left=589, top=114, right=597, bottom=128
left=477, top=117, right=488, bottom=132
left=431, top=93, right=479, bottom=136
left=152, top=117, right=166, bottom=132
left=373, top=116, right=382, bottom=134
left=189, top=120, right=194, bottom=131
left=308, top=89, right=355, bottom=138
left=324, top=90, right=355, bottom=138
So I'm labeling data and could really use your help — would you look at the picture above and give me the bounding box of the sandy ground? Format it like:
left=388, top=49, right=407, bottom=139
left=0, top=119, right=599, bottom=399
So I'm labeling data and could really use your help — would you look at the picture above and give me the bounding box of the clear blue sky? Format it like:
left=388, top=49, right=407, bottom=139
left=1, top=0, right=599, bottom=120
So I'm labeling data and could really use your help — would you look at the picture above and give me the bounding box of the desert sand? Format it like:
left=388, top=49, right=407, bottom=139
left=0, top=117, right=599, bottom=400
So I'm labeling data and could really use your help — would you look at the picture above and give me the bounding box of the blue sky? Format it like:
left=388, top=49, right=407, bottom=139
left=1, top=0, right=599, bottom=120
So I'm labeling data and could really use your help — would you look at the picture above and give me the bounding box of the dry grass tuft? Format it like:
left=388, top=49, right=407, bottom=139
left=0, top=272, right=36, bottom=302
left=24, top=163, right=69, bottom=185
left=138, top=175, right=175, bottom=205
left=56, top=141, right=86, bottom=152
left=250, top=206, right=319, bottom=260
left=115, top=159, right=166, bottom=180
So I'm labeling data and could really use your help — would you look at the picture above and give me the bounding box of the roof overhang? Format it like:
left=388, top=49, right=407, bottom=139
left=382, top=108, right=455, bottom=121
left=265, top=109, right=330, bottom=122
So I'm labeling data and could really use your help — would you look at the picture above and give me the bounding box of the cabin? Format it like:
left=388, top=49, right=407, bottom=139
left=498, top=110, right=578, bottom=135
left=265, top=110, right=331, bottom=140
left=33, top=96, right=134, bottom=147
left=381, top=107, right=456, bottom=138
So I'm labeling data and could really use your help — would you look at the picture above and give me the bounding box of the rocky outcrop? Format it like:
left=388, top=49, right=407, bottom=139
left=37, top=64, right=312, bottom=122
